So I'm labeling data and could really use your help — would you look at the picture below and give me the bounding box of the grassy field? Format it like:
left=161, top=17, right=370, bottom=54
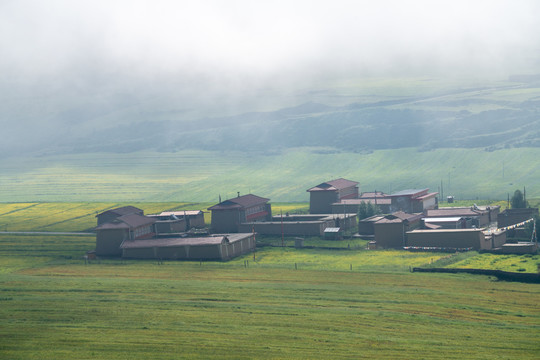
left=0, top=202, right=307, bottom=233
left=1, top=240, right=539, bottom=359
left=1, top=147, right=539, bottom=202
left=1, top=202, right=539, bottom=359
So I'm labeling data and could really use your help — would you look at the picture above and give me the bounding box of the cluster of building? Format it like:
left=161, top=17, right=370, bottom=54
left=93, top=178, right=539, bottom=260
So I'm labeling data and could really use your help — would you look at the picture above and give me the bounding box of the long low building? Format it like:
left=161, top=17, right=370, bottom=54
left=406, top=229, right=491, bottom=251
left=238, top=213, right=357, bottom=237
left=121, top=233, right=255, bottom=261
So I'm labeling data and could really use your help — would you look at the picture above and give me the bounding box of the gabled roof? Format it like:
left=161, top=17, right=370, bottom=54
left=359, top=191, right=387, bottom=199
left=307, top=178, right=359, bottom=192
left=416, top=192, right=438, bottom=200
left=95, top=213, right=156, bottom=230
left=120, top=233, right=252, bottom=248
left=96, top=206, right=143, bottom=218
left=208, top=194, right=270, bottom=211
left=375, top=211, right=423, bottom=224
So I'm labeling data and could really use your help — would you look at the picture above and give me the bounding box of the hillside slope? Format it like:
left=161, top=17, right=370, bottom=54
left=1, top=147, right=538, bottom=202
left=52, top=79, right=540, bottom=155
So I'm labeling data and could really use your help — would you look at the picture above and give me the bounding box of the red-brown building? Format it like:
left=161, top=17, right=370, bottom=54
left=208, top=194, right=271, bottom=233
left=388, top=189, right=438, bottom=213
left=95, top=213, right=156, bottom=256
left=121, top=233, right=256, bottom=261
left=497, top=208, right=538, bottom=228
left=307, top=178, right=359, bottom=214
left=425, top=206, right=496, bottom=228
left=372, top=211, right=423, bottom=249
left=96, top=206, right=144, bottom=225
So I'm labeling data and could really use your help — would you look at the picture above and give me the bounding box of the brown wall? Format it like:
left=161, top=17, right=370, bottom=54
left=497, top=208, right=539, bottom=228
left=407, top=230, right=488, bottom=250
left=121, top=235, right=256, bottom=261
left=155, top=220, right=186, bottom=234
left=96, top=229, right=128, bottom=256
left=221, top=236, right=256, bottom=260
left=490, top=231, right=507, bottom=248
left=358, top=220, right=376, bottom=236
left=211, top=209, right=242, bottom=233
left=188, top=214, right=206, bottom=228
left=239, top=221, right=327, bottom=236
left=337, top=186, right=358, bottom=200
left=239, top=215, right=356, bottom=237
left=310, top=191, right=338, bottom=214
left=374, top=222, right=407, bottom=248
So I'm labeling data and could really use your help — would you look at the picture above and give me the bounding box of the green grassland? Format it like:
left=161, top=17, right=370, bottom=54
left=1, top=235, right=539, bottom=359
left=1, top=203, right=539, bottom=359
left=0, top=202, right=215, bottom=232
left=0, top=202, right=306, bottom=232
left=1, top=147, right=539, bottom=203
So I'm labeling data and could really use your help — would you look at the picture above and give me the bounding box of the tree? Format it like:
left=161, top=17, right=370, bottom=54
left=358, top=201, right=381, bottom=220
left=511, top=189, right=528, bottom=209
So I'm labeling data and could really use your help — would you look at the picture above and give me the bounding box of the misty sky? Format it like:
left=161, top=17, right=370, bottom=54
left=2, top=1, right=539, bottom=79
left=1, top=0, right=540, bottom=153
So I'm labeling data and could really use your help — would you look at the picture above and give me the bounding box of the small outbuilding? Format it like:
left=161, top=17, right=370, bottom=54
left=324, top=227, right=342, bottom=240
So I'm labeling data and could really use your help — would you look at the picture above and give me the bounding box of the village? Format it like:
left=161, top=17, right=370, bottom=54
left=93, top=178, right=539, bottom=261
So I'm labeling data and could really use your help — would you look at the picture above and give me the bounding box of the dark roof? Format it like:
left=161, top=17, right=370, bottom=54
left=208, top=194, right=270, bottom=211
left=97, top=206, right=143, bottom=218
left=358, top=214, right=386, bottom=223
left=359, top=191, right=387, bottom=199
left=95, top=213, right=156, bottom=230
left=307, top=178, right=359, bottom=192
left=376, top=211, right=423, bottom=224
left=120, top=233, right=252, bottom=249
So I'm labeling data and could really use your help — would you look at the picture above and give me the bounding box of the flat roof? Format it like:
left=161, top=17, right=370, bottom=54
left=407, top=229, right=484, bottom=234
left=424, top=217, right=463, bottom=222
left=159, top=211, right=203, bottom=216
left=335, top=198, right=392, bottom=205
left=389, top=189, right=428, bottom=197
left=502, top=242, right=537, bottom=247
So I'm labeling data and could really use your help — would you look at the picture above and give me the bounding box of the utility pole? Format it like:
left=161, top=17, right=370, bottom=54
left=281, top=209, right=284, bottom=247
left=440, top=180, right=444, bottom=202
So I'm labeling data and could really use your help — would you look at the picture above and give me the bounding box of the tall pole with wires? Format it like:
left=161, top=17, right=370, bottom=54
left=281, top=209, right=284, bottom=247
